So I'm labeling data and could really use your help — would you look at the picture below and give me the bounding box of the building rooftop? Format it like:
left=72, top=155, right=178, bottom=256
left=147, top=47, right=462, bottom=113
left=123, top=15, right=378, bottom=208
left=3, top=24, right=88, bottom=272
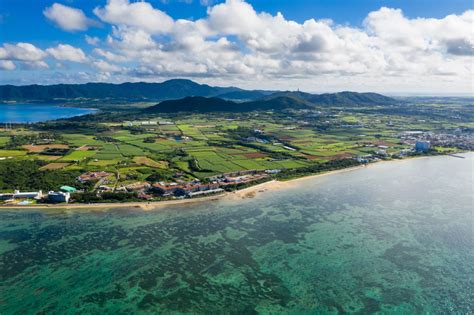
left=60, top=186, right=77, bottom=192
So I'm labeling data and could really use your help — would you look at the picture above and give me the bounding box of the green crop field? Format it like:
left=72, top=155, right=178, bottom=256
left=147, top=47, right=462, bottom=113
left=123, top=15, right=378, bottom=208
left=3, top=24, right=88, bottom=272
left=0, top=149, right=27, bottom=157
left=0, top=137, right=10, bottom=147
left=61, top=150, right=96, bottom=161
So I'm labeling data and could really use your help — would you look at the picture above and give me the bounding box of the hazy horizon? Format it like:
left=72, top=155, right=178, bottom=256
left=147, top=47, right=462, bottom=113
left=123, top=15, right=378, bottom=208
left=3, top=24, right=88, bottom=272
left=1, top=78, right=473, bottom=98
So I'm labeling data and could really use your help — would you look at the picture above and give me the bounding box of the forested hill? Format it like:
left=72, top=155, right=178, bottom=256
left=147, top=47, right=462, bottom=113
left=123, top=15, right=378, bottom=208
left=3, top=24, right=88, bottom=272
left=146, top=96, right=314, bottom=113
left=0, top=79, right=240, bottom=102
left=269, top=91, right=397, bottom=106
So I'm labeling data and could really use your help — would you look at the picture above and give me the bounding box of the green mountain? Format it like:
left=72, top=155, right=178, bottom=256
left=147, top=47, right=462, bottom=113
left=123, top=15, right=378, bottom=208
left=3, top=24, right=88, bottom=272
left=145, top=96, right=313, bottom=113
left=215, top=90, right=271, bottom=101
left=0, top=79, right=240, bottom=102
left=270, top=91, right=396, bottom=106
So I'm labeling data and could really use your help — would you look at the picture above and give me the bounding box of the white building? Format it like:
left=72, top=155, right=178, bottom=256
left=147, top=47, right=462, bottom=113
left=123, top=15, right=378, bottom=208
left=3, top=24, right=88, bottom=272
left=48, top=191, right=70, bottom=203
left=13, top=190, right=43, bottom=199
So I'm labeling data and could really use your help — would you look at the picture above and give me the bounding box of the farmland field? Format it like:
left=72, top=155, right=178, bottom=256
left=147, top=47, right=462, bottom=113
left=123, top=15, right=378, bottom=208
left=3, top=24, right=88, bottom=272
left=0, top=149, right=27, bottom=157
left=40, top=162, right=70, bottom=170
left=61, top=150, right=96, bottom=161
left=133, top=156, right=168, bottom=168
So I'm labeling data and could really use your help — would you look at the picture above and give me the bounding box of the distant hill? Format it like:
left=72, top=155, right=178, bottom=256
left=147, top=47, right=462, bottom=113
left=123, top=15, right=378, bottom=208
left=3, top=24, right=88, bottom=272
left=309, top=91, right=396, bottom=106
left=0, top=79, right=240, bottom=102
left=215, top=90, right=271, bottom=101
left=144, top=96, right=313, bottom=113
left=269, top=91, right=397, bottom=106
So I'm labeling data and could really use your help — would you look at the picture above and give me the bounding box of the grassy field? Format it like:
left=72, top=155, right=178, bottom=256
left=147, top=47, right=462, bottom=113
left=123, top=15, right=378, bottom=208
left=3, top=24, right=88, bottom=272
left=0, top=150, right=27, bottom=157
left=133, top=156, right=168, bottom=168
left=61, top=150, right=96, bottom=161
left=40, top=162, right=71, bottom=170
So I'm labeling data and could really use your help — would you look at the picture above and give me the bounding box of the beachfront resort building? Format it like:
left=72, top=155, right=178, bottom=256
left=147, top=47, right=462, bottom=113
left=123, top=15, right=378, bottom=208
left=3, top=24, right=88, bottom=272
left=48, top=191, right=71, bottom=203
left=0, top=190, right=43, bottom=200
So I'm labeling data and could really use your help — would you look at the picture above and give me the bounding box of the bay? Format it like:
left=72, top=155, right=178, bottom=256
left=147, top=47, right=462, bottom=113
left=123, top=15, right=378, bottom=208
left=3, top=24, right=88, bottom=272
left=0, top=104, right=96, bottom=123
left=0, top=154, right=472, bottom=313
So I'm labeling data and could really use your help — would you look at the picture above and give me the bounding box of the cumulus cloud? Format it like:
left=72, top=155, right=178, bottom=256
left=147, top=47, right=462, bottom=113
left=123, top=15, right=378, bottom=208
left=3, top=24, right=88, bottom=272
left=0, top=60, right=16, bottom=70
left=46, top=44, right=88, bottom=63
left=0, top=42, right=47, bottom=61
left=91, top=59, right=122, bottom=72
left=94, top=0, right=174, bottom=34
left=21, top=60, right=50, bottom=70
left=200, top=0, right=214, bottom=6
left=44, top=3, right=97, bottom=31
left=85, top=35, right=100, bottom=45
left=0, top=43, right=49, bottom=70
left=445, top=38, right=474, bottom=56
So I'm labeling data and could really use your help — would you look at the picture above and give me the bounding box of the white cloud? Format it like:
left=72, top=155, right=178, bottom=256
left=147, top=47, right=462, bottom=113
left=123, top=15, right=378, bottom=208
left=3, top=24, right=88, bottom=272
left=0, top=60, right=16, bottom=70
left=94, top=0, right=174, bottom=34
left=21, top=60, right=50, bottom=70
left=47, top=44, right=88, bottom=63
left=92, top=59, right=121, bottom=72
left=0, top=43, right=47, bottom=61
left=44, top=3, right=97, bottom=32
left=109, top=26, right=157, bottom=49
left=200, top=0, right=214, bottom=6
left=93, top=48, right=129, bottom=62
left=85, top=35, right=100, bottom=45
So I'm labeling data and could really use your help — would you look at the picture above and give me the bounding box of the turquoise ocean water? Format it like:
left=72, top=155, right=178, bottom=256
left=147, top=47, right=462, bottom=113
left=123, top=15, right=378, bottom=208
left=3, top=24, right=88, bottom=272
left=0, top=104, right=95, bottom=123
left=0, top=154, right=472, bottom=313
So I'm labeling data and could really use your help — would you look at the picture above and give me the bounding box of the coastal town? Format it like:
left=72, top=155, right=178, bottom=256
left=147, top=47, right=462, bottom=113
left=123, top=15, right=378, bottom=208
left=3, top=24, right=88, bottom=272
left=0, top=168, right=275, bottom=205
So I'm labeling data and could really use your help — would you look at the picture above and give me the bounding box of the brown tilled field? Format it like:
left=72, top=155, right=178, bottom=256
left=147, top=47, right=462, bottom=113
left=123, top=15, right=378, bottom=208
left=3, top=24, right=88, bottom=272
left=23, top=144, right=69, bottom=153
left=243, top=153, right=268, bottom=159
left=39, top=162, right=71, bottom=170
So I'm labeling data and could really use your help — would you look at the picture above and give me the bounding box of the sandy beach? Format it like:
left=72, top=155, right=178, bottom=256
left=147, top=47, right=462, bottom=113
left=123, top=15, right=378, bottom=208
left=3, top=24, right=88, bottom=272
left=0, top=155, right=442, bottom=212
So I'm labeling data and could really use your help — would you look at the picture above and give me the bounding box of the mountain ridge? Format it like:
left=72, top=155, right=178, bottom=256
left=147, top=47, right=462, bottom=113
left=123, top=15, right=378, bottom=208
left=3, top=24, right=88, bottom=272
left=0, top=79, right=398, bottom=107
left=0, top=79, right=240, bottom=102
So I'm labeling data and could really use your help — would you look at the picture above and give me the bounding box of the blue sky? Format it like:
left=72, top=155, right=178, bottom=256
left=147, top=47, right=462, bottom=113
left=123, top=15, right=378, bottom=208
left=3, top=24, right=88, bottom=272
left=2, top=1, right=472, bottom=43
left=0, top=0, right=472, bottom=94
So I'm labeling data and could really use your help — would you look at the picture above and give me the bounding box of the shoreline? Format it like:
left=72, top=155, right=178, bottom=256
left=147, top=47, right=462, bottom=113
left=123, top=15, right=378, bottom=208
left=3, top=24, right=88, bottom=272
left=0, top=154, right=465, bottom=212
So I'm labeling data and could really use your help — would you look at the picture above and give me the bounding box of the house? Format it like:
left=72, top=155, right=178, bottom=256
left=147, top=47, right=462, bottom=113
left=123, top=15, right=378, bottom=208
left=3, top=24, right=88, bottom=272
left=48, top=191, right=70, bottom=203
left=124, top=182, right=151, bottom=192
left=138, top=192, right=153, bottom=200
left=375, top=149, right=388, bottom=157
left=77, top=171, right=111, bottom=183
left=356, top=156, right=369, bottom=164
left=265, top=169, right=281, bottom=174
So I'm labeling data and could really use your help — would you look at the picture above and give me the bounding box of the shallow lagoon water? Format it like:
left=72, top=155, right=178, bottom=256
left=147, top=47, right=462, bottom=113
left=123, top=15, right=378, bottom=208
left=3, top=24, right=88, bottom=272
left=0, top=154, right=472, bottom=313
left=0, top=104, right=95, bottom=123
